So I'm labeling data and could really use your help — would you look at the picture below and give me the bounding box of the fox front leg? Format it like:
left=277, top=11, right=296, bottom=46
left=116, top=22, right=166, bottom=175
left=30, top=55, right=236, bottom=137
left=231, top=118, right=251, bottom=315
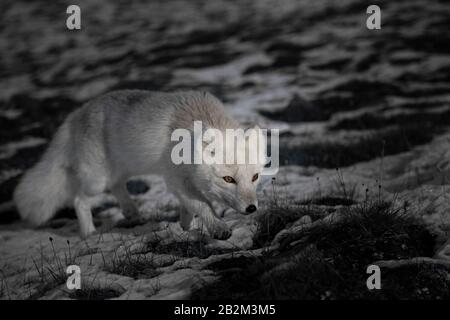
left=179, top=196, right=231, bottom=240
left=202, top=210, right=232, bottom=240
left=74, top=195, right=96, bottom=238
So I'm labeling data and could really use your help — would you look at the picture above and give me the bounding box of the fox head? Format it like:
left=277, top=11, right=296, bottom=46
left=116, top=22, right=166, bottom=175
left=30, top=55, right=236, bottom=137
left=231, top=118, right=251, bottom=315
left=192, top=125, right=267, bottom=214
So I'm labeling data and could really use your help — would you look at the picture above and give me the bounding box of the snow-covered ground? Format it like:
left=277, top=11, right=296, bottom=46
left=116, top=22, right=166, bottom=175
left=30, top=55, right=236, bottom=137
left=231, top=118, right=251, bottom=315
left=1, top=0, right=450, bottom=299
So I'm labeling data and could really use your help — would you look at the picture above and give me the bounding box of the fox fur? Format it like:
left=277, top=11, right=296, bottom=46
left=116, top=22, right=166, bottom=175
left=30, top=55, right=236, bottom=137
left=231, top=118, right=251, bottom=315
left=13, top=90, right=266, bottom=238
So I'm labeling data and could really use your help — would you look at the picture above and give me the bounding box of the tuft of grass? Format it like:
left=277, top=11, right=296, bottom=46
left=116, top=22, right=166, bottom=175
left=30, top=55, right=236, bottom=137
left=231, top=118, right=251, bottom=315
left=104, top=246, right=160, bottom=279
left=293, top=201, right=436, bottom=262
left=254, top=177, right=326, bottom=247
left=331, top=168, right=358, bottom=201
left=193, top=199, right=447, bottom=300
left=258, top=176, right=330, bottom=244
left=297, top=196, right=355, bottom=207
left=254, top=172, right=358, bottom=247
left=298, top=169, right=358, bottom=207
left=253, top=204, right=321, bottom=247
left=27, top=237, right=77, bottom=299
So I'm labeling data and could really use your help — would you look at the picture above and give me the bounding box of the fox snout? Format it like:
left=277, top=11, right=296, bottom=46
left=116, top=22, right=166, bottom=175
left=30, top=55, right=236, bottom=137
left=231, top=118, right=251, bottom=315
left=231, top=198, right=258, bottom=215
left=235, top=188, right=258, bottom=215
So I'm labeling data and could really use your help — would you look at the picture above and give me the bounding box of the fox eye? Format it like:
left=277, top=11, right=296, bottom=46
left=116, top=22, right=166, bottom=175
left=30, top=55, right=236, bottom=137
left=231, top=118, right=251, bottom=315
left=223, top=176, right=236, bottom=184
left=252, top=173, right=259, bottom=182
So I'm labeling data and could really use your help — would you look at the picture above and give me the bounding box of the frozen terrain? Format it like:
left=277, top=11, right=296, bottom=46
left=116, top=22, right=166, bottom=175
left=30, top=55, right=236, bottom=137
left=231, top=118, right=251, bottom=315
left=1, top=0, right=450, bottom=299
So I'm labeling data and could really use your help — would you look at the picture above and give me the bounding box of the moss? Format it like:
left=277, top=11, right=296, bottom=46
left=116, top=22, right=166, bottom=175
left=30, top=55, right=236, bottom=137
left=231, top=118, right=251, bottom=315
left=192, top=201, right=446, bottom=300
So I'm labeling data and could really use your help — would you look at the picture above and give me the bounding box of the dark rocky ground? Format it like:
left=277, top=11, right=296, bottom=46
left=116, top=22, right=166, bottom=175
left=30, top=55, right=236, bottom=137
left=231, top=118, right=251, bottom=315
left=1, top=0, right=450, bottom=299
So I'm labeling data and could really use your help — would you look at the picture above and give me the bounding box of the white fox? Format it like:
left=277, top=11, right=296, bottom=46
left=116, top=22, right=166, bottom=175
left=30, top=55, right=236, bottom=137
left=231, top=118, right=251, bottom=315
left=13, top=90, right=266, bottom=239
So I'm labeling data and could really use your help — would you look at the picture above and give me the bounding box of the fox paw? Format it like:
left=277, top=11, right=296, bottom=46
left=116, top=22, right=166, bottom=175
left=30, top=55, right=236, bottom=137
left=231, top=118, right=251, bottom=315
left=80, top=225, right=97, bottom=239
left=209, top=222, right=232, bottom=240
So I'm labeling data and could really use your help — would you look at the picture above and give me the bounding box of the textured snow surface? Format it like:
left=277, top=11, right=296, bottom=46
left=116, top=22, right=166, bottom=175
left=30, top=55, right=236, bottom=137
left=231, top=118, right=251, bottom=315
left=1, top=0, right=450, bottom=299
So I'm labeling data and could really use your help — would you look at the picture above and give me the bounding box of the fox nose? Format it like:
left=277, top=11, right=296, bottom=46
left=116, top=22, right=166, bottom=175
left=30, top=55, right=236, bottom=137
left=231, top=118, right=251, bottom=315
left=246, top=205, right=257, bottom=213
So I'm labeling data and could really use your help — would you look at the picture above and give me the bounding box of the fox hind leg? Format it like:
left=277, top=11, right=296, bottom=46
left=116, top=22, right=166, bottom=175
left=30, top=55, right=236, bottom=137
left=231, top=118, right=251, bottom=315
left=72, top=169, right=107, bottom=238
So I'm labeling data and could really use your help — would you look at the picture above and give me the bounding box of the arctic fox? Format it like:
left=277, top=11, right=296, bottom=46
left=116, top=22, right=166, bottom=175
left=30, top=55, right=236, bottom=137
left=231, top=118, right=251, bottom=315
left=13, top=90, right=266, bottom=239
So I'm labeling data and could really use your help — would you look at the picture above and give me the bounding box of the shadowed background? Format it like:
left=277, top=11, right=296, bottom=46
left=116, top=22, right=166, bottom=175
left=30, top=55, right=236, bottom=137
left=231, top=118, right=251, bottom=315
left=1, top=0, right=450, bottom=300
